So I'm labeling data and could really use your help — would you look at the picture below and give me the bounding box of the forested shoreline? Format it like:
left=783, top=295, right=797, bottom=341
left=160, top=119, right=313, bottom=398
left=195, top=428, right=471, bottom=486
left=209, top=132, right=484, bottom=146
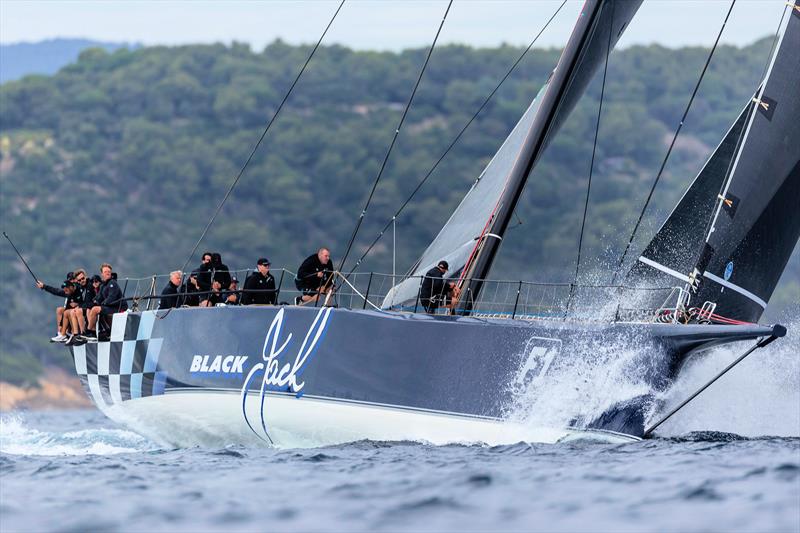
left=1, top=38, right=797, bottom=385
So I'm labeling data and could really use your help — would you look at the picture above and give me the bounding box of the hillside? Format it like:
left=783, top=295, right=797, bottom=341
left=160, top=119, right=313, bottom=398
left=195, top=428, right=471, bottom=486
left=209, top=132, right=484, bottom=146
left=1, top=39, right=797, bottom=385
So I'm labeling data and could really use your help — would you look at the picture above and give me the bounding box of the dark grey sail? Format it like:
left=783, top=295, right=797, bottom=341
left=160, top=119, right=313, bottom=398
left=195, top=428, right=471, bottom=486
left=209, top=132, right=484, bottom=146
left=625, top=98, right=757, bottom=288
left=689, top=4, right=800, bottom=323
left=457, top=0, right=642, bottom=312
left=383, top=0, right=642, bottom=310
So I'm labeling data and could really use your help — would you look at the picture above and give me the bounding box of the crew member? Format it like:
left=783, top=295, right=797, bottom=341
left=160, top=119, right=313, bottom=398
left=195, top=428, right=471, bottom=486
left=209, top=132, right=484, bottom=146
left=242, top=258, right=276, bottom=305
left=87, top=263, right=128, bottom=340
left=66, top=269, right=95, bottom=338
left=295, top=247, right=334, bottom=304
left=420, top=260, right=458, bottom=314
left=224, top=277, right=241, bottom=305
left=158, top=271, right=183, bottom=310
left=211, top=252, right=232, bottom=290
left=36, top=272, right=80, bottom=342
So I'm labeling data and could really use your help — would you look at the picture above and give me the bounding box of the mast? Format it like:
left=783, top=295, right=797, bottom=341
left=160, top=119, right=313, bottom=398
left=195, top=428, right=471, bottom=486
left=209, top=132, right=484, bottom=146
left=457, top=0, right=641, bottom=313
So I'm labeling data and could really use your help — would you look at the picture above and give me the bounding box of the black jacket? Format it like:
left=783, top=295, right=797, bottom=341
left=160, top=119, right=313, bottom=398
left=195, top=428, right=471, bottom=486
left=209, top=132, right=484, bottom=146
left=212, top=262, right=232, bottom=290
left=41, top=284, right=82, bottom=307
left=76, top=283, right=96, bottom=309
left=420, top=266, right=450, bottom=302
left=242, top=271, right=276, bottom=305
left=94, top=277, right=128, bottom=312
left=196, top=262, right=213, bottom=291
left=295, top=254, right=334, bottom=291
left=158, top=281, right=182, bottom=310
left=181, top=272, right=203, bottom=307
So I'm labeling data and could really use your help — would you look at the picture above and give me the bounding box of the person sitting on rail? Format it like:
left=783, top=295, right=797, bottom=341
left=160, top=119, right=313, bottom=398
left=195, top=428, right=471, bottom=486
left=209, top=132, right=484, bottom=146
left=36, top=272, right=80, bottom=343
left=86, top=263, right=128, bottom=341
left=242, top=258, right=277, bottom=305
left=158, top=270, right=183, bottom=310
left=295, top=247, right=334, bottom=304
left=224, top=277, right=241, bottom=305
left=420, top=260, right=458, bottom=314
left=65, top=269, right=95, bottom=339
left=211, top=252, right=232, bottom=290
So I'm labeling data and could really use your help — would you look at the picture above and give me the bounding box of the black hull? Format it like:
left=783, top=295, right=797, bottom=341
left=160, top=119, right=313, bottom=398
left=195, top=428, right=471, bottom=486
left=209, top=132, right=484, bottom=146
left=68, top=306, right=776, bottom=443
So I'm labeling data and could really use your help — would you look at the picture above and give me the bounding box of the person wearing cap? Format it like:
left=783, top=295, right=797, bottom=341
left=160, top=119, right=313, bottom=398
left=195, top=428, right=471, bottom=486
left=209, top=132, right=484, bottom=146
left=242, top=258, right=276, bottom=305
left=420, top=260, right=457, bottom=314
left=295, top=247, right=335, bottom=304
left=36, top=272, right=80, bottom=342
left=224, top=277, right=241, bottom=305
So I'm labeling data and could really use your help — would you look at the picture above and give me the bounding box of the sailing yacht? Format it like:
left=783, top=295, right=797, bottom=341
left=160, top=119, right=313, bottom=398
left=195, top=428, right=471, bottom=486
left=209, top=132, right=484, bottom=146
left=68, top=0, right=799, bottom=447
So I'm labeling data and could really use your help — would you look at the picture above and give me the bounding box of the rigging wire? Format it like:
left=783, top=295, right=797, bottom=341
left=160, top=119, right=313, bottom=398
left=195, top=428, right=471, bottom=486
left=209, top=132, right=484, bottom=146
left=157, top=0, right=345, bottom=320
left=338, top=0, right=453, bottom=275
left=610, top=0, right=736, bottom=285
left=345, top=0, right=568, bottom=277
left=177, top=0, right=345, bottom=277
left=566, top=0, right=615, bottom=311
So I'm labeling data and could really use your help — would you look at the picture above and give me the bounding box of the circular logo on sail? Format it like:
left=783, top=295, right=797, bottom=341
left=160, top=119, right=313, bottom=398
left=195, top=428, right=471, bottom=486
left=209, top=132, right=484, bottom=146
left=724, top=261, right=734, bottom=281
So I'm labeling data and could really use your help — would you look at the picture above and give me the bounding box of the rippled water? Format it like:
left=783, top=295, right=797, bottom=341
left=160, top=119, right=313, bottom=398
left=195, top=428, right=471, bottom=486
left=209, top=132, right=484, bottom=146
left=2, top=330, right=799, bottom=532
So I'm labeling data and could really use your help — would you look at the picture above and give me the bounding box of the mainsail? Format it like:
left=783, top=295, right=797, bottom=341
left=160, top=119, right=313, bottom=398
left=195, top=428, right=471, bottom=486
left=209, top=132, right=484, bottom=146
left=383, top=0, right=642, bottom=310
left=630, top=3, right=800, bottom=323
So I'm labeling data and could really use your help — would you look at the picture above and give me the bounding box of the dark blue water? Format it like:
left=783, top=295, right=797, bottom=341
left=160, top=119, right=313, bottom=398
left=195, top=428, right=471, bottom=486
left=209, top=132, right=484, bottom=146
left=3, top=333, right=800, bottom=532
left=1, top=409, right=798, bottom=533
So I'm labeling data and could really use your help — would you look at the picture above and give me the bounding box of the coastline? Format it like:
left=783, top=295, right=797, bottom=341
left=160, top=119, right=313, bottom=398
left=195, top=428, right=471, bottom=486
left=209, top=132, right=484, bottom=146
left=0, top=367, right=90, bottom=411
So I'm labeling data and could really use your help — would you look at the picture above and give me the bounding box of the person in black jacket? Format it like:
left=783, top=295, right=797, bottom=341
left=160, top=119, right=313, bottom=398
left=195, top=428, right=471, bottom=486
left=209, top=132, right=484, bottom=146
left=86, top=263, right=128, bottom=339
left=420, top=260, right=457, bottom=314
left=65, top=269, right=95, bottom=337
left=295, top=247, right=334, bottom=304
left=211, top=252, right=232, bottom=290
left=224, top=277, right=241, bottom=305
left=242, top=258, right=277, bottom=305
left=195, top=252, right=214, bottom=292
left=36, top=272, right=80, bottom=342
left=158, top=271, right=183, bottom=310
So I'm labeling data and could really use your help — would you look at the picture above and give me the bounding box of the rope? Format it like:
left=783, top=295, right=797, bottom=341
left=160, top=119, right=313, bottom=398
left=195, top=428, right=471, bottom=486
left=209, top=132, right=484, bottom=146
left=344, top=0, right=568, bottom=277
left=611, top=0, right=736, bottom=284
left=567, top=0, right=615, bottom=311
left=338, top=0, right=453, bottom=274
left=177, top=0, right=345, bottom=276
left=158, top=0, right=345, bottom=320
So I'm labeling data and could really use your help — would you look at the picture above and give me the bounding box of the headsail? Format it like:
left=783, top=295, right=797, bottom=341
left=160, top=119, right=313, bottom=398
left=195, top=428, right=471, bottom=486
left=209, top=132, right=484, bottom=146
left=626, top=97, right=757, bottom=288
left=383, top=0, right=642, bottom=310
left=629, top=3, right=800, bottom=323
left=690, top=4, right=800, bottom=323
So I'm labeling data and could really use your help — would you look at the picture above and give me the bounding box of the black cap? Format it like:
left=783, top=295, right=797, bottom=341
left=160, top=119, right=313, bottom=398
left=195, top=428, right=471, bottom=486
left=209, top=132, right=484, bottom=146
left=66, top=271, right=75, bottom=280
left=257, top=258, right=271, bottom=266
left=437, top=260, right=449, bottom=270
left=231, top=277, right=239, bottom=283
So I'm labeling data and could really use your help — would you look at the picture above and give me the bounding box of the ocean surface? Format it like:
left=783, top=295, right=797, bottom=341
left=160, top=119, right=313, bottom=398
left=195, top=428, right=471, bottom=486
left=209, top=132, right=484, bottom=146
left=1, top=334, right=799, bottom=532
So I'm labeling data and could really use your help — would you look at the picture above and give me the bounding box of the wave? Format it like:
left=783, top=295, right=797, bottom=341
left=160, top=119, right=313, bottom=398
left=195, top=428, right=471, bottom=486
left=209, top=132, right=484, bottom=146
left=0, top=414, right=159, bottom=456
left=652, top=321, right=800, bottom=438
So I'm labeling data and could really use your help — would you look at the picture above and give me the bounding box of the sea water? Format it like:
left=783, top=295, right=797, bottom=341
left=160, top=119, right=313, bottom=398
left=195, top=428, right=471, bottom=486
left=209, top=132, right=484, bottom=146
left=1, top=331, right=798, bottom=532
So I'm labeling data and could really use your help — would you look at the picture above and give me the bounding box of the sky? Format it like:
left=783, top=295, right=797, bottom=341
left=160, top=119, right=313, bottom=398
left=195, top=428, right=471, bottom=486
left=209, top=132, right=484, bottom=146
left=0, top=1, right=790, bottom=51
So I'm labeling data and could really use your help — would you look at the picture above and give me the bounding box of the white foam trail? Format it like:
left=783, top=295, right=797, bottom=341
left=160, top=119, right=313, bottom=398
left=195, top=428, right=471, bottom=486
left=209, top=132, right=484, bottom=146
left=651, top=323, right=800, bottom=437
left=0, top=414, right=158, bottom=456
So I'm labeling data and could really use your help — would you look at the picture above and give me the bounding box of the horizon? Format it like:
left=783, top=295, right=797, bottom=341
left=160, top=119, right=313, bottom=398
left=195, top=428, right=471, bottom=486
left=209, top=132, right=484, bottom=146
left=0, top=1, right=789, bottom=52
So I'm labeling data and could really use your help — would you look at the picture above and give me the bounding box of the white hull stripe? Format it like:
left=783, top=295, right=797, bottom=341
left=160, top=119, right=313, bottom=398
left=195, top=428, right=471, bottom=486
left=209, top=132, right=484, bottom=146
left=638, top=256, right=691, bottom=283
left=703, top=271, right=767, bottom=309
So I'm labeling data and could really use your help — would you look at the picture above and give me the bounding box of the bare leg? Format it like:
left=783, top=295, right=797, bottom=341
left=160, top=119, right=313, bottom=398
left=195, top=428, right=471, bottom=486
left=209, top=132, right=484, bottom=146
left=87, top=306, right=101, bottom=332
left=56, top=306, right=66, bottom=335
left=68, top=308, right=83, bottom=335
